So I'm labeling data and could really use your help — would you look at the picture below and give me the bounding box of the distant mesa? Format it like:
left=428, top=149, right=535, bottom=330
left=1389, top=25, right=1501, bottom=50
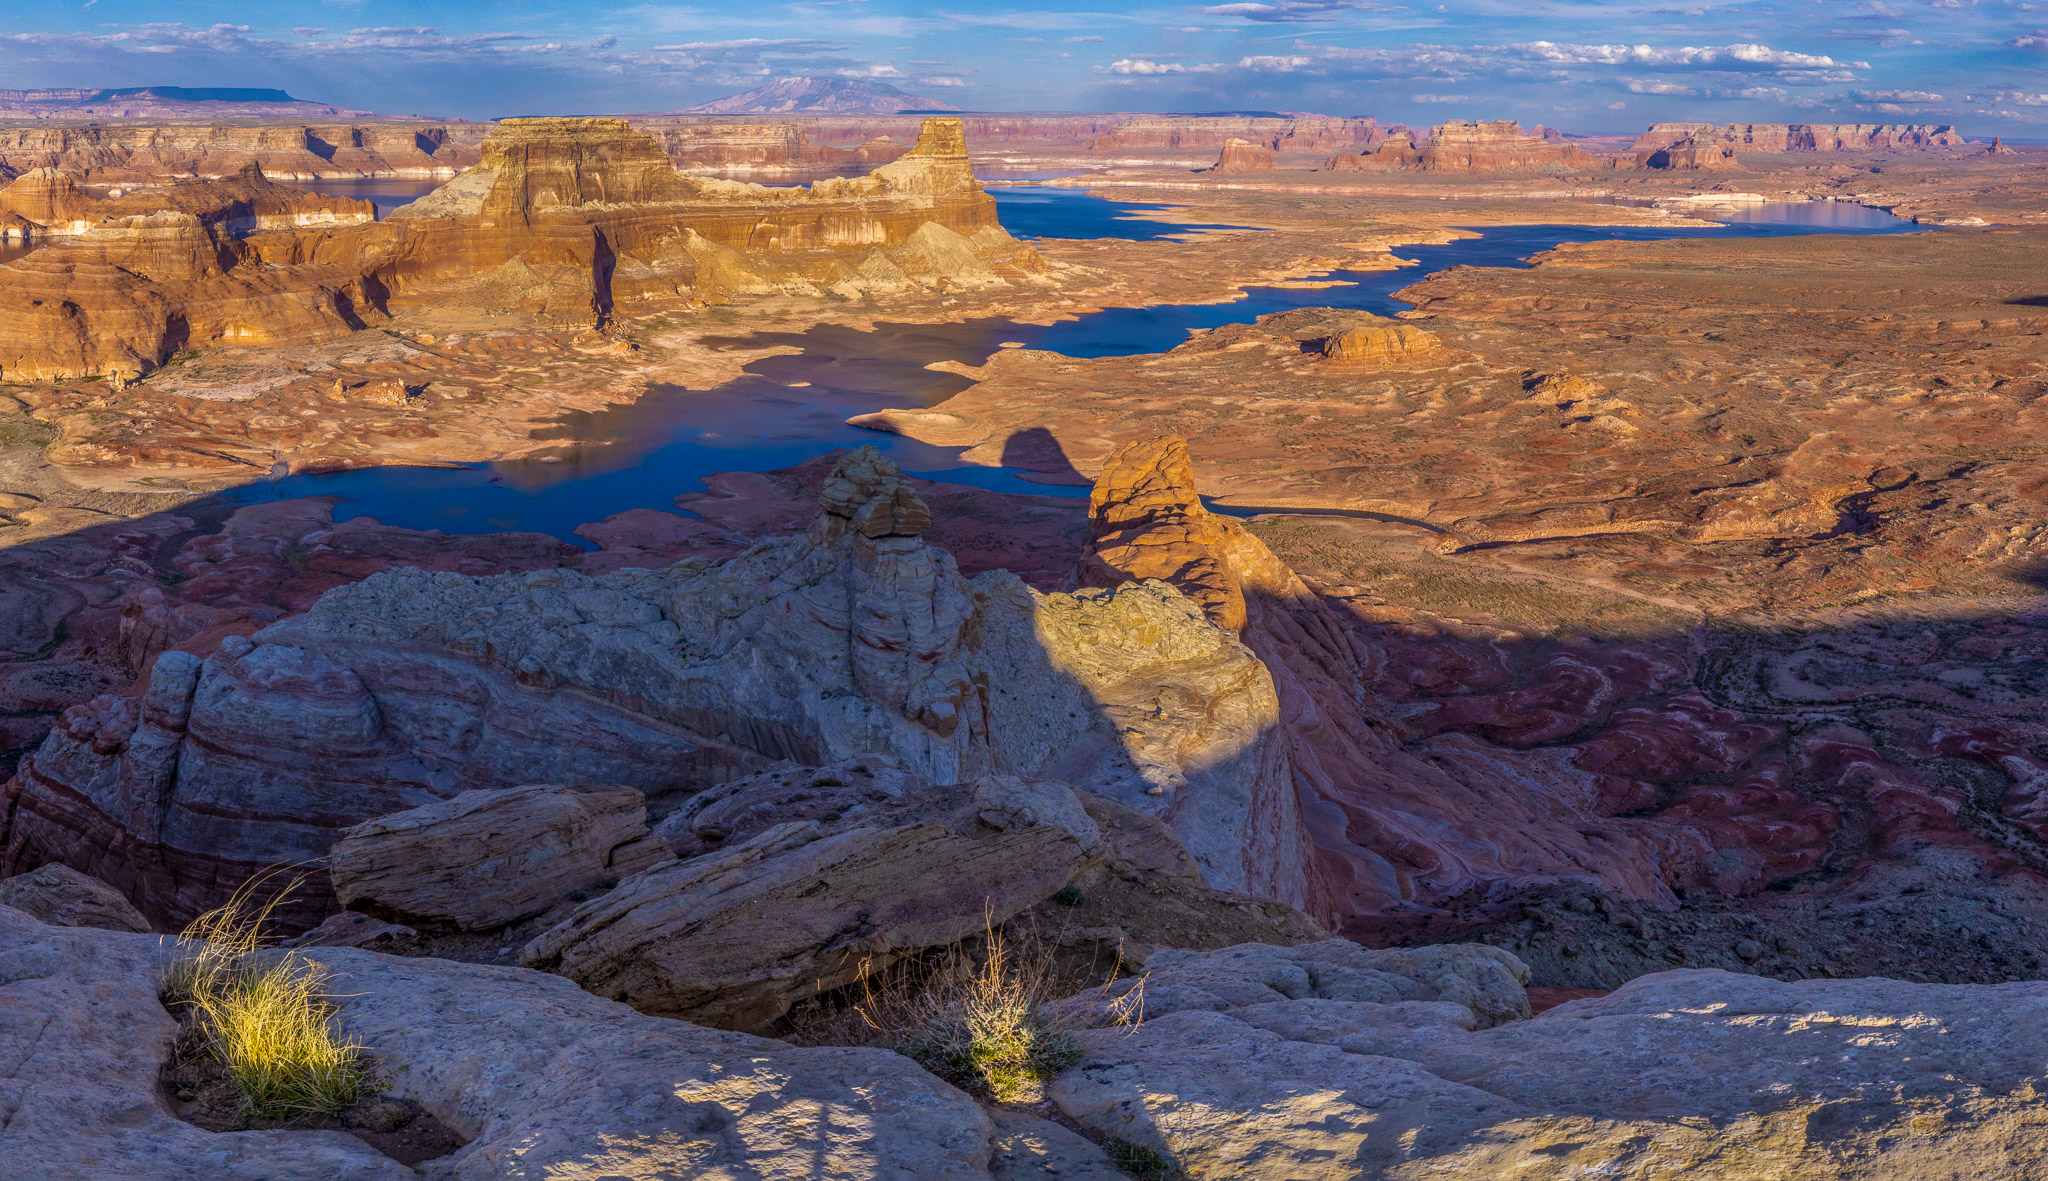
left=0, top=86, right=371, bottom=119
left=680, top=77, right=962, bottom=116
left=1629, top=122, right=1967, bottom=154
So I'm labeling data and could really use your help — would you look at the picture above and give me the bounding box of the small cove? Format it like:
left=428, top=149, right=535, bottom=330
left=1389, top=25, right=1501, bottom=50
left=223, top=185, right=1918, bottom=540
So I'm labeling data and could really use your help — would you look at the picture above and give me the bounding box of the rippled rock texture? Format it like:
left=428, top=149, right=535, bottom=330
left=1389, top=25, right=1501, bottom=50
left=0, top=449, right=1300, bottom=929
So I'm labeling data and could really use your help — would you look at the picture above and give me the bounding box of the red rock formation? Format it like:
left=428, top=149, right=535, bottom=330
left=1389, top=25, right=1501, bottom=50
left=0, top=116, right=1031, bottom=384
left=0, top=121, right=484, bottom=183
left=1210, top=138, right=1276, bottom=173
left=1989, top=137, right=2018, bottom=156
left=1632, top=122, right=1967, bottom=153
left=1633, top=135, right=1741, bottom=171
left=1070, top=435, right=1865, bottom=927
left=1418, top=121, right=1600, bottom=173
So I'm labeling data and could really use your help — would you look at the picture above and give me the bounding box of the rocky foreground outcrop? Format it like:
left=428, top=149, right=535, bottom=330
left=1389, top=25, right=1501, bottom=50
left=2, top=448, right=1302, bottom=929
left=0, top=904, right=1032, bottom=1179
left=19, top=897, right=2048, bottom=1178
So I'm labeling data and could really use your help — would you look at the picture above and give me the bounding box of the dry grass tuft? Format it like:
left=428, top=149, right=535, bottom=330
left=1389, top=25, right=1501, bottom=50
left=786, top=909, right=1142, bottom=1104
left=160, top=872, right=374, bottom=1119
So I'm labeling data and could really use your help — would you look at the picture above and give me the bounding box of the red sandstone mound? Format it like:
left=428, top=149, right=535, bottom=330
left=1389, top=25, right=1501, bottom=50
left=1210, top=138, right=1275, bottom=173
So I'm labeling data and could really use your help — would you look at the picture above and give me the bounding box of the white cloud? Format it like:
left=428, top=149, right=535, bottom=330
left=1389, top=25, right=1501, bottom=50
left=1108, top=57, right=1186, bottom=74
left=1238, top=54, right=1314, bottom=70
left=1410, top=92, right=1470, bottom=102
left=1853, top=88, right=1942, bottom=101
left=919, top=75, right=967, bottom=86
left=1511, top=41, right=1862, bottom=70
left=1626, top=78, right=1696, bottom=94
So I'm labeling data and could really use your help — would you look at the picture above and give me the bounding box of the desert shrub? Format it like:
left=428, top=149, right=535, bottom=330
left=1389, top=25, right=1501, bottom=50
left=785, top=909, right=1142, bottom=1104
left=1102, top=1138, right=1187, bottom=1180
left=161, top=874, right=374, bottom=1119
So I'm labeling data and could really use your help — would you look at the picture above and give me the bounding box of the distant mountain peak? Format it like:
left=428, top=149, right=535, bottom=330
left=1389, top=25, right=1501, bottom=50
left=681, top=77, right=961, bottom=116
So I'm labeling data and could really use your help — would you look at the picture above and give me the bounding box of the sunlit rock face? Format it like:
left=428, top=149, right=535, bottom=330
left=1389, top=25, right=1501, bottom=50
left=0, top=116, right=1032, bottom=385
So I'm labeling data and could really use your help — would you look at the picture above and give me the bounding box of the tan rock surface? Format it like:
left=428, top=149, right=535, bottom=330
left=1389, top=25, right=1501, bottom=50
left=1053, top=965, right=2048, bottom=1179
left=0, top=904, right=1009, bottom=1179
left=329, top=784, right=672, bottom=931
left=0, top=862, right=150, bottom=931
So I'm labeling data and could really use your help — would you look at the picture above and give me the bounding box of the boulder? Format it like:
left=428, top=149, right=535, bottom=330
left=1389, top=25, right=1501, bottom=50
left=521, top=774, right=1106, bottom=1030
left=647, top=754, right=1326, bottom=974
left=1075, top=939, right=1531, bottom=1030
left=1052, top=965, right=2048, bottom=1179
left=0, top=904, right=1003, bottom=1179
left=328, top=784, right=671, bottom=931
left=0, top=863, right=151, bottom=932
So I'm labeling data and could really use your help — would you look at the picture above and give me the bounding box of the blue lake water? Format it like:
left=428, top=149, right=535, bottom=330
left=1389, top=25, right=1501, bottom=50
left=218, top=189, right=1921, bottom=541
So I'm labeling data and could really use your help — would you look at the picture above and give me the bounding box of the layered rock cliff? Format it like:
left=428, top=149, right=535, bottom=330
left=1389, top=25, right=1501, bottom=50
left=1632, top=122, right=1968, bottom=153
left=1324, top=122, right=1595, bottom=173
left=1087, top=116, right=1393, bottom=155
left=0, top=116, right=1035, bottom=384
left=0, top=121, right=484, bottom=182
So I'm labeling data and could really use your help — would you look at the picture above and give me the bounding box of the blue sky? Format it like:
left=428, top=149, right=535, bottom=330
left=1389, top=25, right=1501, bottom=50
left=6, top=1, right=2047, bottom=134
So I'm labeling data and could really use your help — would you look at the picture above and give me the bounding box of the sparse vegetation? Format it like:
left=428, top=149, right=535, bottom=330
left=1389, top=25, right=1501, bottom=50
left=1102, top=1138, right=1187, bottom=1180
left=785, top=911, right=1142, bottom=1105
left=160, top=874, right=375, bottom=1119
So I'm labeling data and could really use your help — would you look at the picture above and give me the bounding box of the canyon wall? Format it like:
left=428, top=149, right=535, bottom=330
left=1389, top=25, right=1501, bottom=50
left=1088, top=116, right=1393, bottom=155
left=1632, top=122, right=1968, bottom=153
left=1326, top=122, right=1596, bottom=174
left=0, top=121, right=486, bottom=183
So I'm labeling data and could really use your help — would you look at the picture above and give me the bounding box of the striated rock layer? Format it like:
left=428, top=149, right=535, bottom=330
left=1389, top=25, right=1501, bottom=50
left=1632, top=121, right=1968, bottom=153
left=0, top=115, right=1036, bottom=385
left=0, top=120, right=482, bottom=183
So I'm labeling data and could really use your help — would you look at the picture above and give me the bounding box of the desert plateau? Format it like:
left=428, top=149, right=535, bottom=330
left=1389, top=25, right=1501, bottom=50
left=4, top=4, right=2048, bottom=1177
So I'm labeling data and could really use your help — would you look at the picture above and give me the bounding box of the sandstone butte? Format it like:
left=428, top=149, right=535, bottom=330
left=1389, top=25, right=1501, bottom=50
left=0, top=116, right=1037, bottom=386
left=1209, top=137, right=1276, bottom=173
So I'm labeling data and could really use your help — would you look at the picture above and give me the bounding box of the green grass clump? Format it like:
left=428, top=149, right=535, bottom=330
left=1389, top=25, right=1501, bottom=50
left=786, top=908, right=1141, bottom=1105
left=897, top=927, right=1085, bottom=1103
left=161, top=875, right=374, bottom=1119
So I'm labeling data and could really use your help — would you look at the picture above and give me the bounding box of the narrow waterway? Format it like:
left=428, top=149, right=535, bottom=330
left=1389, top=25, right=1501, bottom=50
left=216, top=184, right=1918, bottom=540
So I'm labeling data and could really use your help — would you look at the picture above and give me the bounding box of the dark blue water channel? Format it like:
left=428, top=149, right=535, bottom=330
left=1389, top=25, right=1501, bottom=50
left=220, top=187, right=1919, bottom=541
